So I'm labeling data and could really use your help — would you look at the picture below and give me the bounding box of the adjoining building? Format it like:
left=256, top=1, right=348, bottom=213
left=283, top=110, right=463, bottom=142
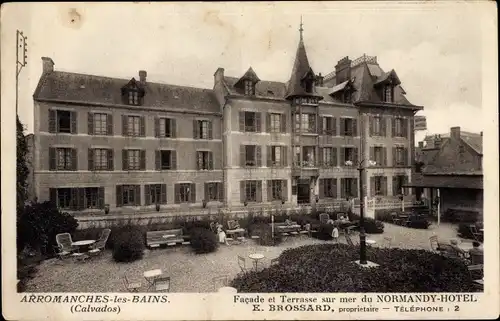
left=30, top=24, right=423, bottom=221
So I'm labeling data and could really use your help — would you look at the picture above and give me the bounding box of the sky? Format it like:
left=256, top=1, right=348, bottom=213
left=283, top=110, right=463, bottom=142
left=2, top=2, right=491, bottom=143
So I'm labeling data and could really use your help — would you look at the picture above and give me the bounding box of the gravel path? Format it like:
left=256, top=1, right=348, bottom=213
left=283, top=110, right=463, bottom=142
left=24, top=222, right=466, bottom=293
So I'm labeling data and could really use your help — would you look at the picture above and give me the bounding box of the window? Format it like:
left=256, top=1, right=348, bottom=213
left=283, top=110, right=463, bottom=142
left=93, top=113, right=108, bottom=135
left=127, top=116, right=141, bottom=136
left=158, top=118, right=175, bottom=138
left=244, top=80, right=255, bottom=96
left=459, top=145, right=465, bottom=154
left=319, top=178, right=337, bottom=198
left=372, top=146, right=384, bottom=166
left=194, top=120, right=212, bottom=139
left=393, top=118, right=406, bottom=137
left=268, top=146, right=286, bottom=167
left=128, top=91, right=139, bottom=105
left=197, top=151, right=213, bottom=170
left=295, top=113, right=316, bottom=133
left=372, top=116, right=381, bottom=136
left=383, top=85, right=393, bottom=103
left=269, top=180, right=283, bottom=201
left=127, top=150, right=140, bottom=170
left=94, top=149, right=109, bottom=170
left=371, top=176, right=387, bottom=196
left=302, top=146, right=316, bottom=167
left=394, top=147, right=406, bottom=166
left=322, top=117, right=334, bottom=135
left=374, top=177, right=383, bottom=195
left=56, top=148, right=74, bottom=170
left=156, top=150, right=176, bottom=170
left=269, top=113, right=282, bottom=133
left=342, top=91, right=352, bottom=104
left=341, top=118, right=355, bottom=136
left=342, top=147, right=357, bottom=164
left=241, top=145, right=262, bottom=167
left=57, top=188, right=73, bottom=209
left=205, top=182, right=223, bottom=202
left=341, top=178, right=358, bottom=198
left=85, top=187, right=100, bottom=209
left=244, top=180, right=259, bottom=202
left=393, top=175, right=408, bottom=196
left=321, top=147, right=336, bottom=167
left=57, top=110, right=72, bottom=133
left=175, top=183, right=195, bottom=203
left=120, top=185, right=139, bottom=206
left=244, top=112, right=257, bottom=132
left=145, top=184, right=167, bottom=205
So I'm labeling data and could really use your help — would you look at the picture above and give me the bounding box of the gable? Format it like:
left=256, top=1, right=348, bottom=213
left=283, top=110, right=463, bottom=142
left=423, top=137, right=482, bottom=174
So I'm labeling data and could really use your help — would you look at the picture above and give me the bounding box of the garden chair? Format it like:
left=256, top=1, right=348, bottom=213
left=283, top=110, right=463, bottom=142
left=467, top=265, right=484, bottom=290
left=390, top=212, right=402, bottom=225
left=319, top=213, right=330, bottom=224
left=88, top=228, right=111, bottom=256
left=53, top=245, right=72, bottom=260
left=56, top=233, right=76, bottom=254
left=237, top=255, right=248, bottom=273
left=212, top=275, right=230, bottom=291
left=429, top=236, right=440, bottom=252
left=153, top=276, right=171, bottom=292
left=122, top=275, right=141, bottom=292
left=469, top=225, right=483, bottom=243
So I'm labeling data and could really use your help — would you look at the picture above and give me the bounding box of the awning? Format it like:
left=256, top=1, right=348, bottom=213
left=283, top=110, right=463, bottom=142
left=403, top=174, right=483, bottom=190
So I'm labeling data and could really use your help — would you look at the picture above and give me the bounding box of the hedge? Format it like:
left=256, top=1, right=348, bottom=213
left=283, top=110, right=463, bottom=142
left=112, top=225, right=145, bottom=263
left=231, top=244, right=479, bottom=292
left=189, top=228, right=219, bottom=254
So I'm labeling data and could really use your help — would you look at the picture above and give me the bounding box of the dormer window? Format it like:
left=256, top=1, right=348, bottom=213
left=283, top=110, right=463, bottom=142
left=244, top=80, right=255, bottom=96
left=343, top=91, right=352, bottom=104
left=128, top=91, right=139, bottom=105
left=383, top=85, right=394, bottom=103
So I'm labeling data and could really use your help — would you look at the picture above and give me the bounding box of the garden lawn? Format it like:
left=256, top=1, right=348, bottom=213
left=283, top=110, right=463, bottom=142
left=23, top=222, right=467, bottom=293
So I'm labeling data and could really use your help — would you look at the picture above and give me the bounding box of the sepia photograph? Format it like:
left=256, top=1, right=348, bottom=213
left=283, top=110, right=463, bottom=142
left=2, top=1, right=498, bottom=320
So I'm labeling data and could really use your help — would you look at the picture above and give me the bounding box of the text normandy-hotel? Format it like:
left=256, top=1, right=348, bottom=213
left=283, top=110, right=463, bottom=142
left=29, top=26, right=420, bottom=218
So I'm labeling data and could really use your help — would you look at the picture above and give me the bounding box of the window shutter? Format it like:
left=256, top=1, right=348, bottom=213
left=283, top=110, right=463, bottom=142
left=49, top=110, right=56, bottom=133
left=122, top=150, right=128, bottom=171
left=391, top=117, right=395, bottom=137
left=174, top=184, right=180, bottom=204
left=340, top=118, right=345, bottom=135
left=208, top=121, right=213, bottom=139
left=319, top=179, right=324, bottom=198
left=122, top=115, right=128, bottom=136
left=193, top=119, right=198, bottom=139
left=340, top=178, right=346, bottom=198
left=190, top=183, right=196, bottom=203
left=382, top=177, right=388, bottom=196
left=116, top=185, right=123, bottom=207
left=70, top=188, right=78, bottom=210
left=88, top=148, right=94, bottom=171
left=282, top=146, right=288, bottom=167
left=171, top=150, right=177, bottom=170
left=266, top=113, right=271, bottom=132
left=239, top=111, right=245, bottom=131
left=369, top=116, right=373, bottom=136
left=218, top=183, right=224, bottom=202
left=78, top=188, right=86, bottom=210
left=209, top=152, right=214, bottom=170
left=318, top=148, right=324, bottom=167
left=383, top=147, right=388, bottom=166
left=319, top=117, right=324, bottom=134
left=353, top=148, right=358, bottom=164
left=140, top=116, right=146, bottom=137
left=281, top=114, right=286, bottom=133
left=171, top=119, right=177, bottom=138
left=98, top=187, right=105, bottom=209
left=49, top=147, right=56, bottom=170
left=331, top=117, right=337, bottom=136
left=161, top=184, right=167, bottom=203
left=256, top=146, right=262, bottom=167
left=333, top=179, right=338, bottom=198
left=107, top=149, right=114, bottom=171
left=140, top=150, right=146, bottom=170
left=281, top=180, right=288, bottom=201
left=204, top=182, right=209, bottom=202
left=333, top=148, right=338, bottom=167
left=71, top=149, right=78, bottom=171
left=392, top=147, right=397, bottom=166
left=403, top=119, right=408, bottom=138
left=352, top=119, right=358, bottom=136
left=382, top=116, right=387, bottom=136
left=370, top=147, right=375, bottom=162
left=135, top=185, right=141, bottom=206
left=340, top=148, right=345, bottom=165
left=403, top=176, right=409, bottom=195
left=267, top=180, right=272, bottom=202
left=240, top=145, right=246, bottom=167
left=257, top=181, right=262, bottom=202
left=392, top=176, right=398, bottom=196
left=240, top=181, right=245, bottom=203
left=255, top=112, right=261, bottom=132
left=404, top=147, right=408, bottom=166
left=70, top=112, right=77, bottom=134
left=352, top=178, right=358, bottom=197
left=107, top=114, right=113, bottom=136
left=145, top=185, right=151, bottom=206
left=267, top=146, right=272, bottom=167
left=88, top=112, right=94, bottom=135
left=154, top=117, right=160, bottom=137
left=370, top=177, right=376, bottom=196
left=196, top=151, right=201, bottom=170
left=154, top=150, right=160, bottom=170
left=50, top=188, right=57, bottom=206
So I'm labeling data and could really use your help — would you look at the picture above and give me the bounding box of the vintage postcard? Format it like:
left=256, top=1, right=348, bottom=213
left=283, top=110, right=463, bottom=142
left=1, top=1, right=498, bottom=320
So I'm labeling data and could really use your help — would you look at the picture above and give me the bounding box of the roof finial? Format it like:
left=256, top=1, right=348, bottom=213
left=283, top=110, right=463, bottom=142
left=299, top=15, right=304, bottom=41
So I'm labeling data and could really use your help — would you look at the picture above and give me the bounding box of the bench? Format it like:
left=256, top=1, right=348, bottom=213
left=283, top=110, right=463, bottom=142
left=146, top=229, right=186, bottom=248
left=226, top=220, right=246, bottom=241
left=270, top=222, right=301, bottom=235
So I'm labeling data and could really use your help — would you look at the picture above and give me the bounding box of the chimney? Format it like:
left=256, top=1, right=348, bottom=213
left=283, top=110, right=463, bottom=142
left=41, top=57, right=54, bottom=74
left=315, top=73, right=324, bottom=86
left=213, top=67, right=225, bottom=85
left=480, top=131, right=483, bottom=137
left=418, top=141, right=424, bottom=148
left=335, top=56, right=351, bottom=85
left=139, top=70, right=147, bottom=83
left=434, top=134, right=442, bottom=148
left=450, top=126, right=461, bottom=140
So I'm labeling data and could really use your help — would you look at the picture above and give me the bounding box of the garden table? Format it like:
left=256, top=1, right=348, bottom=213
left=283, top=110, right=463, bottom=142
left=366, top=239, right=376, bottom=246
left=72, top=240, right=96, bottom=252
left=248, top=253, right=265, bottom=271
left=144, top=269, right=163, bottom=290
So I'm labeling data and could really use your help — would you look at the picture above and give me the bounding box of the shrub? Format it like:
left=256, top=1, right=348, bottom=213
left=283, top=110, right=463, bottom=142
left=312, top=223, right=333, bottom=240
left=112, top=225, right=145, bottom=263
left=248, top=223, right=282, bottom=246
left=349, top=214, right=384, bottom=234
left=189, top=228, right=219, bottom=254
left=182, top=217, right=212, bottom=235
left=406, top=215, right=431, bottom=229
left=442, top=209, right=479, bottom=223
left=17, top=201, right=79, bottom=255
left=457, top=222, right=483, bottom=241
left=374, top=209, right=397, bottom=223
left=231, top=244, right=479, bottom=293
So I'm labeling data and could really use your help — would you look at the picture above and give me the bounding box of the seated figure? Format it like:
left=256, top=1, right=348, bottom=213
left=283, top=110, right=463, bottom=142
left=216, top=223, right=229, bottom=245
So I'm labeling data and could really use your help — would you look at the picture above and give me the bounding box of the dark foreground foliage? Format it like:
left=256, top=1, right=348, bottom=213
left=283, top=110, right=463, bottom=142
left=112, top=225, right=145, bottom=263
left=189, top=228, right=219, bottom=254
left=231, top=244, right=478, bottom=293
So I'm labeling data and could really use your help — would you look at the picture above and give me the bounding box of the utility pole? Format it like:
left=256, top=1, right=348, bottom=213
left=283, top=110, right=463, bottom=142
left=16, top=30, right=28, bottom=116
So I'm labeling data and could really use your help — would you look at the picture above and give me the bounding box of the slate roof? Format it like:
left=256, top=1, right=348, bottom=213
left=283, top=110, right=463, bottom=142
left=33, top=70, right=220, bottom=113
left=404, top=173, right=483, bottom=190
left=423, top=131, right=482, bottom=155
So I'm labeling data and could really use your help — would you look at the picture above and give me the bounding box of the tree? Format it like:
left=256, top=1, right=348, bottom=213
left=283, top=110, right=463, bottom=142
left=17, top=115, right=29, bottom=210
